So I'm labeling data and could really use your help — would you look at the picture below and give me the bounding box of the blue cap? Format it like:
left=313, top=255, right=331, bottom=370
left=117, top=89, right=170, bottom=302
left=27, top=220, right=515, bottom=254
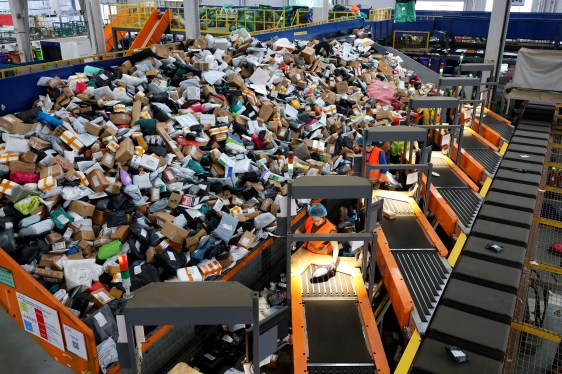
left=356, top=137, right=373, bottom=147
left=309, top=204, right=327, bottom=218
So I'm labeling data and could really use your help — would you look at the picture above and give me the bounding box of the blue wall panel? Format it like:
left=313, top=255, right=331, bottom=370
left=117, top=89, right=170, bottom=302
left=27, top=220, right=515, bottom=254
left=0, top=57, right=129, bottom=115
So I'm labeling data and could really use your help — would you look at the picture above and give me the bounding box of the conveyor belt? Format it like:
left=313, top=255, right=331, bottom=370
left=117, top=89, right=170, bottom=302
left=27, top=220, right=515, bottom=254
left=305, top=299, right=374, bottom=365
left=438, top=187, right=482, bottom=228
left=432, top=166, right=467, bottom=188
left=301, top=265, right=356, bottom=298
left=382, top=216, right=433, bottom=249
left=465, top=148, right=501, bottom=175
left=461, top=132, right=488, bottom=149
left=392, top=250, right=451, bottom=328
left=307, top=366, right=377, bottom=374
left=481, top=115, right=514, bottom=140
left=373, top=196, right=413, bottom=216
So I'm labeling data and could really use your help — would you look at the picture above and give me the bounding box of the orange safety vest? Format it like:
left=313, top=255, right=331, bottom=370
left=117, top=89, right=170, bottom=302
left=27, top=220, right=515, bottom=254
left=303, top=216, right=337, bottom=255
left=365, top=147, right=388, bottom=184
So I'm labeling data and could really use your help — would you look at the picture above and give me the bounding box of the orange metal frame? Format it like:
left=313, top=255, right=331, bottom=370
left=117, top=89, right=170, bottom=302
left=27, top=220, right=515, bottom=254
left=126, top=9, right=172, bottom=56
left=0, top=248, right=100, bottom=373
left=441, top=155, right=480, bottom=192
left=104, top=9, right=130, bottom=52
left=450, top=144, right=485, bottom=185
left=410, top=202, right=448, bottom=257
left=375, top=227, right=414, bottom=329
left=472, top=108, right=513, bottom=147
left=291, top=269, right=391, bottom=373
left=421, top=175, right=458, bottom=237
left=465, top=126, right=500, bottom=152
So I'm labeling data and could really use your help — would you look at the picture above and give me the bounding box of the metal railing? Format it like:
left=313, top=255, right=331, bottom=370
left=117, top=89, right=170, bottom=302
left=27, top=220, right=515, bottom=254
left=200, top=7, right=287, bottom=34
left=108, top=1, right=156, bottom=29
left=369, top=7, right=393, bottom=21
left=393, top=30, right=431, bottom=52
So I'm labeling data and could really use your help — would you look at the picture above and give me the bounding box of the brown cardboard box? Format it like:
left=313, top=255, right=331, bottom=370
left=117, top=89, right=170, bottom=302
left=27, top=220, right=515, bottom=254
left=300, top=46, right=316, bottom=64
left=69, top=200, right=96, bottom=217
left=0, top=114, right=22, bottom=133
left=131, top=100, right=142, bottom=124
left=156, top=124, right=184, bottom=160
left=39, top=164, right=63, bottom=179
left=185, top=229, right=207, bottom=251
left=335, top=81, right=349, bottom=94
left=321, top=91, right=337, bottom=105
left=85, top=122, right=103, bottom=136
left=150, top=211, right=175, bottom=227
left=100, top=152, right=115, bottom=169
left=197, top=259, right=222, bottom=279
left=184, top=145, right=203, bottom=161
left=87, top=169, right=109, bottom=192
left=120, top=60, right=133, bottom=74
left=216, top=253, right=233, bottom=268
left=111, top=225, right=131, bottom=242
left=168, top=192, right=182, bottom=209
left=29, top=136, right=51, bottom=151
left=89, top=289, right=115, bottom=308
left=115, top=138, right=134, bottom=163
left=161, top=221, right=189, bottom=244
left=45, top=232, right=64, bottom=245
left=227, top=73, right=244, bottom=88
left=11, top=161, right=36, bottom=172
left=92, top=210, right=105, bottom=226
left=78, top=239, right=93, bottom=256
left=259, top=104, right=275, bottom=122
left=383, top=210, right=397, bottom=220
left=34, top=268, right=64, bottom=282
left=21, top=151, right=38, bottom=164
left=109, top=113, right=132, bottom=126
left=237, top=231, right=256, bottom=249
left=73, top=230, right=96, bottom=241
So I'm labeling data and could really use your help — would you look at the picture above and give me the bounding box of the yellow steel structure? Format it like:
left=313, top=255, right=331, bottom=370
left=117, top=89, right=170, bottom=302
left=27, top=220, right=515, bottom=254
left=370, top=7, right=393, bottom=21
left=108, top=2, right=156, bottom=29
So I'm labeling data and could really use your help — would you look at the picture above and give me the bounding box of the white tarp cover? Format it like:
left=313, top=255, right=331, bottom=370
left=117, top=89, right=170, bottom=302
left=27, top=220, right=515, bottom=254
left=512, top=48, right=562, bottom=92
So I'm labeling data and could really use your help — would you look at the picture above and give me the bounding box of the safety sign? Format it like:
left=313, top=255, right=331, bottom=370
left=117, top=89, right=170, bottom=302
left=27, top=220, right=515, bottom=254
left=17, top=292, right=65, bottom=351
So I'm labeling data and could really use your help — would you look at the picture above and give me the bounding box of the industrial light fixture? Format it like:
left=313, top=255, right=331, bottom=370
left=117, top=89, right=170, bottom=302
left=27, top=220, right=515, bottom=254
left=118, top=252, right=134, bottom=299
left=439, top=62, right=444, bottom=76
left=288, top=151, right=294, bottom=179
left=460, top=51, right=464, bottom=64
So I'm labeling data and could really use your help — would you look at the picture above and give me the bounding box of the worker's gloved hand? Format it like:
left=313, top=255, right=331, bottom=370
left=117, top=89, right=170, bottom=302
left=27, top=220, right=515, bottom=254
left=310, top=264, right=336, bottom=283
left=385, top=171, right=403, bottom=189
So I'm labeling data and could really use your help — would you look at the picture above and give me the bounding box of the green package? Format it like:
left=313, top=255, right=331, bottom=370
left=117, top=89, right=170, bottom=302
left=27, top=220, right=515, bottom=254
left=14, top=196, right=41, bottom=215
left=98, top=240, right=123, bottom=260
left=50, top=208, right=74, bottom=229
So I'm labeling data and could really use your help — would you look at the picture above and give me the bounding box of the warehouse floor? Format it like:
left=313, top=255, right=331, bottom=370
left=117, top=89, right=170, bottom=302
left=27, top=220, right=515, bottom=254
left=0, top=309, right=73, bottom=374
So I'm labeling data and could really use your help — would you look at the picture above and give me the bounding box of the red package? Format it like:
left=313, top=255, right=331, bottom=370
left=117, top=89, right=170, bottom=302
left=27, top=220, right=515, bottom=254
left=188, top=103, right=204, bottom=113
left=87, top=281, right=105, bottom=293
left=75, top=81, right=87, bottom=94
left=10, top=171, right=40, bottom=184
left=251, top=134, right=264, bottom=149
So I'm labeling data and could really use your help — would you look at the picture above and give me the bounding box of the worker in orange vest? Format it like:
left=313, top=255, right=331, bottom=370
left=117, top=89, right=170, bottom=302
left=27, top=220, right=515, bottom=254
left=357, top=136, right=388, bottom=188
left=295, top=203, right=339, bottom=272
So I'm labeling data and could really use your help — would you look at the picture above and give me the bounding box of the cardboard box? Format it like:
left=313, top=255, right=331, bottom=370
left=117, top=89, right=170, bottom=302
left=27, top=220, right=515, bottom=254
left=111, top=225, right=131, bottom=242
left=168, top=192, right=182, bottom=209
left=156, top=124, right=184, bottom=160
left=335, top=81, right=349, bottom=94
left=237, top=231, right=256, bottom=249
left=34, top=268, right=64, bottom=282
left=383, top=210, right=397, bottom=220
left=11, top=161, right=36, bottom=172
left=87, top=169, right=109, bottom=192
left=161, top=221, right=189, bottom=244
left=39, top=164, right=63, bottom=180
left=110, top=287, right=124, bottom=299
left=69, top=200, right=96, bottom=217
left=185, top=229, right=207, bottom=251
left=300, top=46, right=316, bottom=64
left=85, top=122, right=103, bottom=136
left=73, top=230, right=96, bottom=241
left=227, top=73, right=244, bottom=88
left=92, top=210, right=105, bottom=226
left=109, top=113, right=132, bottom=126
left=151, top=211, right=176, bottom=228
left=197, top=259, right=222, bottom=279
left=115, top=138, right=134, bottom=163
left=177, top=266, right=203, bottom=282
left=89, top=288, right=115, bottom=308
left=216, top=253, right=233, bottom=268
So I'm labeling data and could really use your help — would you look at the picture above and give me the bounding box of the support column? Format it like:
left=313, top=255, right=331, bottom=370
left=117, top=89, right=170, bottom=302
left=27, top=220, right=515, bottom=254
left=483, top=0, right=510, bottom=106
left=80, top=0, right=105, bottom=55
left=184, top=0, right=200, bottom=38
left=8, top=0, right=32, bottom=63
left=312, top=0, right=330, bottom=23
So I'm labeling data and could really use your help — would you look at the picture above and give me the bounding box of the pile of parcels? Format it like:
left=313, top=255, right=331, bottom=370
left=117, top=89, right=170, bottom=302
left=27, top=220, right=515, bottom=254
left=0, top=30, right=434, bottom=370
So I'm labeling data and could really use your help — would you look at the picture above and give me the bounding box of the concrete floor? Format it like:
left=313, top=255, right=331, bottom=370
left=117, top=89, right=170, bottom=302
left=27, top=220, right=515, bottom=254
left=0, top=309, right=74, bottom=374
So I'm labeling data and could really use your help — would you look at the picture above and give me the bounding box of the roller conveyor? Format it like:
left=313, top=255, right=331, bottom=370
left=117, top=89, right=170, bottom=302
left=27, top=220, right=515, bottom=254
left=480, top=115, right=515, bottom=141
left=427, top=153, right=483, bottom=234
left=375, top=193, right=451, bottom=333
left=461, top=129, right=502, bottom=176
